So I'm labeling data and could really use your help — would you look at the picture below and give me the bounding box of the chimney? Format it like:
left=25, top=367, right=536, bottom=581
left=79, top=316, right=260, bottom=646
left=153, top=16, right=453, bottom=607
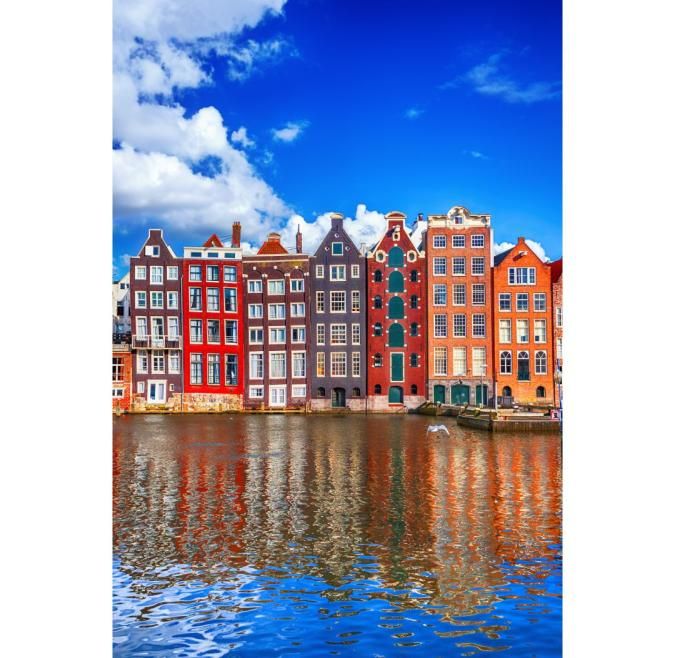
left=330, top=212, right=344, bottom=231
left=296, top=224, right=303, bottom=254
left=232, top=221, right=241, bottom=248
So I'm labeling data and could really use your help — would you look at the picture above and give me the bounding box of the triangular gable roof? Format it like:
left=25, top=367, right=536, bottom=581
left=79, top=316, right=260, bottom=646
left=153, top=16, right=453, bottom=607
left=494, top=247, right=514, bottom=266
left=134, top=229, right=177, bottom=259
left=203, top=234, right=224, bottom=248
left=257, top=232, right=289, bottom=255
left=368, top=211, right=423, bottom=258
left=312, top=214, right=362, bottom=257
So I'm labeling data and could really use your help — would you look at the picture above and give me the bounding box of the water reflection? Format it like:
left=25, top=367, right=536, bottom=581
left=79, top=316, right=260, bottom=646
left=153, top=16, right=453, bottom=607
left=113, top=415, right=561, bottom=656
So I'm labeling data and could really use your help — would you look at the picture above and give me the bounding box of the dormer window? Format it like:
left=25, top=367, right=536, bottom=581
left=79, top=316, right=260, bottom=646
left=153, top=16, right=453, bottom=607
left=453, top=215, right=463, bottom=225
left=145, top=245, right=160, bottom=257
left=332, top=242, right=343, bottom=256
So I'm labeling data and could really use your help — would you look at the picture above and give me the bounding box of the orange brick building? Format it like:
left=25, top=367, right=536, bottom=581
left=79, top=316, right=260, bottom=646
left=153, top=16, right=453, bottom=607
left=112, top=343, right=132, bottom=412
left=550, top=258, right=563, bottom=407
left=424, top=206, right=493, bottom=405
left=492, top=237, right=554, bottom=405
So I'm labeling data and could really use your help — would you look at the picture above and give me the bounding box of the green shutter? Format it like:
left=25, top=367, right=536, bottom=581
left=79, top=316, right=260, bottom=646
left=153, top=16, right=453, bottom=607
left=391, top=353, right=404, bottom=382
left=388, top=247, right=404, bottom=267
left=434, top=385, right=446, bottom=404
left=388, top=296, right=404, bottom=319
left=388, top=271, right=404, bottom=292
left=388, top=323, right=404, bottom=347
left=388, top=386, right=403, bottom=403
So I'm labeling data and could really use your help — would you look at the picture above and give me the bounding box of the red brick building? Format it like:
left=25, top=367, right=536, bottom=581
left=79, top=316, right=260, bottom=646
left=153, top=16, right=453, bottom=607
left=112, top=344, right=132, bottom=413
left=366, top=212, right=426, bottom=410
left=550, top=258, right=563, bottom=407
left=492, top=237, right=555, bottom=405
left=182, top=225, right=244, bottom=411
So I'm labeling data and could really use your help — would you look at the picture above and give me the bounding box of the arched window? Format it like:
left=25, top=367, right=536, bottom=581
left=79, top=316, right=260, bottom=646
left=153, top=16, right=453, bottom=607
left=410, top=270, right=418, bottom=282
left=535, top=350, right=547, bottom=374
left=352, top=387, right=361, bottom=397
left=517, top=351, right=530, bottom=381
left=388, top=246, right=404, bottom=267
left=502, top=386, right=512, bottom=397
left=536, top=386, right=546, bottom=398
left=373, top=322, right=382, bottom=336
left=374, top=269, right=383, bottom=282
left=388, top=296, right=404, bottom=319
left=410, top=322, right=418, bottom=337
left=410, top=353, right=419, bottom=367
left=411, top=384, right=418, bottom=395
left=374, top=295, right=382, bottom=309
left=500, top=351, right=512, bottom=375
left=389, top=323, right=404, bottom=347
left=388, top=271, right=404, bottom=292
left=318, top=387, right=325, bottom=397
left=410, top=295, right=418, bottom=309
left=374, top=353, right=383, bottom=367
left=374, top=384, right=382, bottom=394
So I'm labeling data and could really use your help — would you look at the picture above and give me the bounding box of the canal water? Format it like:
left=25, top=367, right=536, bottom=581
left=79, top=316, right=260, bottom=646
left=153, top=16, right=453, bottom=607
left=113, top=415, right=561, bottom=657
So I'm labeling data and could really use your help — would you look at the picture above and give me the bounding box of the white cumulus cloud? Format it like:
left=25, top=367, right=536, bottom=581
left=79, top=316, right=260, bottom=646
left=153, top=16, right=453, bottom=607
left=271, top=121, right=309, bottom=143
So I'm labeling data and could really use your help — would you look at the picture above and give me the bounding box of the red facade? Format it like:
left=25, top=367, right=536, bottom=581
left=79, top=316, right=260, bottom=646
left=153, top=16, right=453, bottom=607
left=366, top=212, right=426, bottom=409
left=112, top=346, right=132, bottom=412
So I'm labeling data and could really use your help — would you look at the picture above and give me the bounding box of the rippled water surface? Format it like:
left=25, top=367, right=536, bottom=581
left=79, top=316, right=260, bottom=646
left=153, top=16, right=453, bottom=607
left=113, top=415, right=561, bottom=657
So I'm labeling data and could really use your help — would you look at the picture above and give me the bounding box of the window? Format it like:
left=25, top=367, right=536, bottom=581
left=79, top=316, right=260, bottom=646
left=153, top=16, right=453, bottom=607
left=351, top=323, right=361, bottom=345
left=388, top=247, right=404, bottom=267
left=536, top=386, right=546, bottom=398
left=409, top=322, right=418, bottom=337
left=556, top=306, right=563, bottom=327
left=292, top=385, right=306, bottom=398
left=471, top=257, right=485, bottom=276
left=167, top=266, right=179, bottom=280
left=410, top=270, right=419, bottom=282
left=374, top=270, right=383, bottom=282
left=207, top=354, right=220, bottom=384
left=292, top=352, right=306, bottom=378
left=269, top=327, right=286, bottom=344
left=223, top=267, right=237, bottom=282
left=169, top=351, right=180, bottom=374
left=190, top=353, right=203, bottom=384
left=410, top=295, right=418, bottom=309
left=499, top=293, right=511, bottom=311
left=453, top=314, right=466, bottom=337
left=516, top=293, right=528, bottom=311
left=499, top=319, right=512, bottom=343
left=374, top=384, right=382, bottom=394
left=388, top=271, right=404, bottom=292
left=373, top=353, right=383, bottom=367
left=534, top=293, right=547, bottom=311
left=317, top=386, right=326, bottom=397
left=112, top=388, right=124, bottom=399
left=268, top=303, right=285, bottom=320
left=500, top=351, right=512, bottom=375
left=249, top=328, right=263, bottom=344
left=135, top=291, right=147, bottom=309
left=352, top=353, right=361, bottom=377
left=225, top=320, right=238, bottom=344
left=351, top=291, right=361, bottom=312
left=112, top=357, right=123, bottom=381
left=248, top=279, right=262, bottom=293
left=535, top=350, right=547, bottom=374
left=517, top=319, right=529, bottom=343
left=534, top=319, right=547, bottom=343
left=472, top=284, right=486, bottom=305
left=290, top=278, right=304, bottom=292
left=517, top=351, right=530, bottom=381
left=331, top=324, right=347, bottom=345
left=207, top=265, right=219, bottom=281
left=557, top=337, right=563, bottom=361
left=167, top=291, right=178, bottom=309
left=331, top=352, right=347, bottom=377
left=189, top=265, right=201, bottom=281
left=330, top=265, right=346, bottom=281
left=269, top=386, right=286, bottom=406
left=317, top=324, right=325, bottom=345
left=433, top=257, right=447, bottom=275
left=434, top=347, right=448, bottom=376
left=332, top=242, right=343, bottom=255
left=316, top=352, right=325, bottom=377
left=269, top=353, right=286, bottom=378
left=291, top=326, right=306, bottom=343
left=190, top=320, right=203, bottom=343
left=453, top=284, right=466, bottom=306
left=433, top=284, right=447, bottom=306
left=351, top=264, right=360, bottom=278
left=224, top=289, right=237, bottom=312
left=472, top=314, right=486, bottom=338
left=167, top=317, right=179, bottom=339
left=225, top=355, right=238, bottom=385
left=249, top=386, right=264, bottom=398
left=206, top=320, right=220, bottom=344
left=137, top=381, right=145, bottom=394
left=452, top=257, right=466, bottom=276
left=290, top=303, right=306, bottom=317
left=136, top=317, right=148, bottom=339
left=434, top=314, right=447, bottom=338
left=373, top=322, right=382, bottom=336
left=136, top=350, right=148, bottom=373
left=453, top=347, right=467, bottom=376
left=452, top=235, right=465, bottom=248
left=388, top=297, right=404, bottom=319
left=189, top=287, right=202, bottom=311
left=410, top=353, right=419, bottom=367
left=135, top=265, right=146, bottom=280
left=373, top=295, right=382, bottom=309
left=248, top=304, right=263, bottom=318
left=473, top=347, right=487, bottom=376
left=207, top=288, right=219, bottom=311
left=433, top=235, right=446, bottom=248
left=315, top=265, right=324, bottom=278
left=268, top=279, right=285, bottom=295
left=150, top=266, right=163, bottom=284
left=471, top=234, right=485, bottom=248
left=330, top=291, right=346, bottom=313
left=316, top=291, right=325, bottom=313
left=508, top=267, right=536, bottom=285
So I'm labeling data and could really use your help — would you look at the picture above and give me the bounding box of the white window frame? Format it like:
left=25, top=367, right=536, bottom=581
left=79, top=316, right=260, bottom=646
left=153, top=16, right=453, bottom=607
left=452, top=347, right=467, bottom=376
left=135, top=265, right=146, bottom=280
left=432, top=235, right=446, bottom=249
left=316, top=352, right=326, bottom=377
left=248, top=327, right=264, bottom=344
left=452, top=257, right=465, bottom=276
left=471, top=257, right=485, bottom=276
left=269, top=385, right=287, bottom=407
left=330, top=264, right=346, bottom=281
left=249, top=386, right=264, bottom=399
left=351, top=264, right=360, bottom=278
left=534, top=292, right=547, bottom=312
left=167, top=291, right=178, bottom=310
left=290, top=302, right=306, bottom=317
left=269, top=352, right=286, bottom=379
left=248, top=279, right=263, bottom=293
left=452, top=284, right=466, bottom=306
left=499, top=319, right=512, bottom=343
left=269, top=327, right=286, bottom=344
left=290, top=278, right=304, bottom=292
left=315, top=265, right=324, bottom=278
left=316, top=323, right=325, bottom=345
left=249, top=352, right=264, bottom=380
left=433, top=314, right=447, bottom=338
left=135, top=291, right=147, bottom=309
left=351, top=323, right=361, bottom=345
left=248, top=303, right=263, bottom=319
left=330, top=323, right=347, bottom=345
left=330, top=291, right=346, bottom=313
left=351, top=290, right=361, bottom=313
left=471, top=234, right=485, bottom=248
left=267, top=279, right=285, bottom=296
left=268, top=303, right=286, bottom=320
left=433, top=346, right=448, bottom=376
left=292, top=351, right=306, bottom=378
left=453, top=314, right=466, bottom=338
left=316, top=291, right=325, bottom=313
left=472, top=314, right=486, bottom=338
left=331, top=242, right=344, bottom=256
left=433, top=284, right=447, bottom=306
left=517, top=319, right=529, bottom=344
left=452, top=235, right=465, bottom=248
left=136, top=349, right=148, bottom=374
left=291, top=326, right=306, bottom=344
left=331, top=352, right=347, bottom=377
left=291, top=384, right=307, bottom=398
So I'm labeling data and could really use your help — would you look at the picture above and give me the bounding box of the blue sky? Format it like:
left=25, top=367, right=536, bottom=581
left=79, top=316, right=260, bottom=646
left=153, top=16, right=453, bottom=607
left=113, top=0, right=561, bottom=277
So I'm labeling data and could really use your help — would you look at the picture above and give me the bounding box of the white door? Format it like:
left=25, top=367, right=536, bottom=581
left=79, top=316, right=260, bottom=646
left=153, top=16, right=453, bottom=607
left=269, top=386, right=286, bottom=407
left=151, top=318, right=165, bottom=347
left=148, top=381, right=166, bottom=403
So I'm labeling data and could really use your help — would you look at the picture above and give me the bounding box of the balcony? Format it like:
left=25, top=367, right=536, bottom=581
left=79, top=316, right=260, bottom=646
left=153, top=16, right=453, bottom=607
left=132, top=334, right=182, bottom=349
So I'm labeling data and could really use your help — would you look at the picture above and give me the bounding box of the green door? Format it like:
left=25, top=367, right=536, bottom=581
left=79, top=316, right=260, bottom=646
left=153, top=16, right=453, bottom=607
left=476, top=384, right=488, bottom=405
left=388, top=386, right=403, bottom=403
left=388, top=323, right=404, bottom=347
left=433, top=385, right=446, bottom=404
left=451, top=384, right=470, bottom=405
left=391, top=353, right=404, bottom=382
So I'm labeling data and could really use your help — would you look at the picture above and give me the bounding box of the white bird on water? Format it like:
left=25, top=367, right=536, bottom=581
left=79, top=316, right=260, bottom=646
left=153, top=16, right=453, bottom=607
left=427, top=424, right=450, bottom=434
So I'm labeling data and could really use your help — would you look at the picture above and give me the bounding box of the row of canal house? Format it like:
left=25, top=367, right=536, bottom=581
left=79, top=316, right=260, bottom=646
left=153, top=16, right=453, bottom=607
left=116, top=206, right=562, bottom=413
